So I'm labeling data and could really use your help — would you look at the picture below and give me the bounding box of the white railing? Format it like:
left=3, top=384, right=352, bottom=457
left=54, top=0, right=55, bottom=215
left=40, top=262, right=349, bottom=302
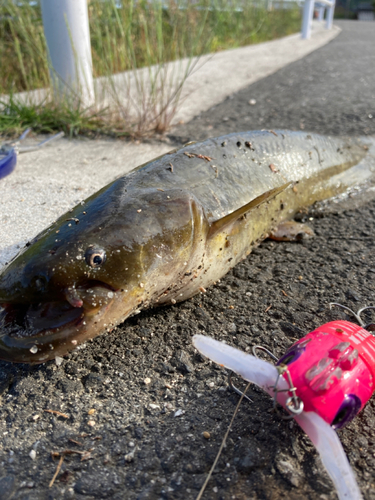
left=38, top=0, right=335, bottom=103
left=301, top=0, right=335, bottom=39
left=40, top=0, right=95, bottom=106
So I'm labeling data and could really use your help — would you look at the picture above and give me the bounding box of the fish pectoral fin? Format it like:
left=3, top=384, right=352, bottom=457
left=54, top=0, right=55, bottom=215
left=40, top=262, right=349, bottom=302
left=208, top=182, right=291, bottom=239
left=269, top=220, right=315, bottom=242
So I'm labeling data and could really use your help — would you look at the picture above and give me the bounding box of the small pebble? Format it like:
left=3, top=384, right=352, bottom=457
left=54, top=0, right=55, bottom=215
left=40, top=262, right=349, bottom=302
left=228, top=322, right=237, bottom=333
left=298, top=275, right=303, bottom=280
left=29, top=449, right=36, bottom=460
left=144, top=377, right=151, bottom=385
left=249, top=99, right=257, bottom=105
left=203, top=431, right=210, bottom=439
left=88, top=408, right=96, bottom=415
left=55, top=356, right=63, bottom=366
left=174, top=409, right=185, bottom=417
left=29, top=345, right=38, bottom=354
left=87, top=420, right=95, bottom=427
left=149, top=403, right=160, bottom=410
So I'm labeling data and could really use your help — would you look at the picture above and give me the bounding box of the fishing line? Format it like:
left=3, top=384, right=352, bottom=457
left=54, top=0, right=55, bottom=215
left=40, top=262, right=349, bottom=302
left=195, top=381, right=251, bottom=500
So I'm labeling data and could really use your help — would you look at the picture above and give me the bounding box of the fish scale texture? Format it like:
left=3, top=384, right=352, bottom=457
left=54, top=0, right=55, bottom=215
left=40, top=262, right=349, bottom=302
left=1, top=20, right=375, bottom=500
left=118, top=130, right=364, bottom=222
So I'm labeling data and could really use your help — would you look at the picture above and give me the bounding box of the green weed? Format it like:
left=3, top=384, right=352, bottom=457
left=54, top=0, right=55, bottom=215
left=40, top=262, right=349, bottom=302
left=0, top=1, right=301, bottom=137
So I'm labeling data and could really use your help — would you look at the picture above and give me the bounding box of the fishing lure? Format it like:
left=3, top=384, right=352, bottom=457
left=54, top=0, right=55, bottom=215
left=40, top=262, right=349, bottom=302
left=0, top=129, right=64, bottom=180
left=193, top=304, right=375, bottom=500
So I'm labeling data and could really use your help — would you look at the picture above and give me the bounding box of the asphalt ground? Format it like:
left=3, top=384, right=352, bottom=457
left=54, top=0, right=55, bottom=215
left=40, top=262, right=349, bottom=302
left=1, top=20, right=375, bottom=500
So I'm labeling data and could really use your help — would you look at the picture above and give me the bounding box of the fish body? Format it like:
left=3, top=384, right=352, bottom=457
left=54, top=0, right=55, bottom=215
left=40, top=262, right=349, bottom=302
left=0, top=130, right=374, bottom=363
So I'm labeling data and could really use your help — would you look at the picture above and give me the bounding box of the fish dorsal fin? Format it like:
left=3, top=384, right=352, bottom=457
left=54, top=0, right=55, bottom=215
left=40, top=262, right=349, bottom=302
left=209, top=182, right=291, bottom=239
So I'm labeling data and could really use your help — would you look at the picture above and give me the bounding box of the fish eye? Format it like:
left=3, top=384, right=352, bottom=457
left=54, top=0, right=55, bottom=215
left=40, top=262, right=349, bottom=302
left=85, top=247, right=106, bottom=268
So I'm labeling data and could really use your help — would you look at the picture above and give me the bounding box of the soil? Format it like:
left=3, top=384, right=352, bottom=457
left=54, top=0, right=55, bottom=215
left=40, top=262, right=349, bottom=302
left=1, top=20, right=375, bottom=500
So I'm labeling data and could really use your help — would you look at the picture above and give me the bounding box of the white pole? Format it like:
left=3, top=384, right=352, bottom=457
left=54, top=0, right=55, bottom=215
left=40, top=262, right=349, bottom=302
left=40, top=0, right=95, bottom=107
left=317, top=4, right=325, bottom=20
left=301, top=0, right=315, bottom=39
left=326, top=0, right=335, bottom=29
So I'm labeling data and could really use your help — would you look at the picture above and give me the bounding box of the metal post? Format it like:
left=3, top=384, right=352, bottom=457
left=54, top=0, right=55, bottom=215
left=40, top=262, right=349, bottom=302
left=40, top=0, right=94, bottom=106
left=301, top=0, right=315, bottom=39
left=326, top=0, right=335, bottom=29
left=317, top=4, right=325, bottom=20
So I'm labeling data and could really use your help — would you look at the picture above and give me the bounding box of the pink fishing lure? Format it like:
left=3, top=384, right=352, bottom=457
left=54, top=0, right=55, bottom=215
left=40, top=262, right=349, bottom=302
left=276, top=319, right=375, bottom=429
left=193, top=306, right=375, bottom=500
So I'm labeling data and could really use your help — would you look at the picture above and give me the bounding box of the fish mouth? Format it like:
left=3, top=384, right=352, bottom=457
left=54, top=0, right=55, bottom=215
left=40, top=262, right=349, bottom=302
left=0, top=280, right=116, bottom=363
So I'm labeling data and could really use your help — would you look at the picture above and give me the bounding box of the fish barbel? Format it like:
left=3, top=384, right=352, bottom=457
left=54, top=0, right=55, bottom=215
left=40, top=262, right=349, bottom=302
left=0, top=130, right=374, bottom=363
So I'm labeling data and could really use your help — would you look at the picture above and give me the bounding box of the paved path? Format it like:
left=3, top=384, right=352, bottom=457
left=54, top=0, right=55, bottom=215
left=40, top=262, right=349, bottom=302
left=174, top=20, right=375, bottom=142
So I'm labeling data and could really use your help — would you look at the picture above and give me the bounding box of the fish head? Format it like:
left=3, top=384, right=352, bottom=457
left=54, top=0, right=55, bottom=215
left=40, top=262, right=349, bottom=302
left=0, top=180, right=206, bottom=363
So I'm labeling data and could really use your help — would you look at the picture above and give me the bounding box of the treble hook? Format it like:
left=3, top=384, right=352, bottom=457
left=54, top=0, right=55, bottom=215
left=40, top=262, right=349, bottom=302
left=274, top=364, right=304, bottom=417
left=330, top=303, right=375, bottom=331
left=228, top=344, right=304, bottom=416
left=228, top=373, right=253, bottom=403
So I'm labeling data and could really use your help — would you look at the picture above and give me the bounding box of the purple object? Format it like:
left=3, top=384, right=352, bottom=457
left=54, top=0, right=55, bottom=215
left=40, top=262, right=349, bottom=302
left=332, top=394, right=362, bottom=430
left=0, top=147, right=17, bottom=180
left=0, top=129, right=64, bottom=180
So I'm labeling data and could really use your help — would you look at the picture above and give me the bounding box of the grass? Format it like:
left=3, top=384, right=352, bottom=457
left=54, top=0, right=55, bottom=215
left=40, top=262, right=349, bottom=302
left=0, top=0, right=301, bottom=138
left=0, top=94, right=111, bottom=138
